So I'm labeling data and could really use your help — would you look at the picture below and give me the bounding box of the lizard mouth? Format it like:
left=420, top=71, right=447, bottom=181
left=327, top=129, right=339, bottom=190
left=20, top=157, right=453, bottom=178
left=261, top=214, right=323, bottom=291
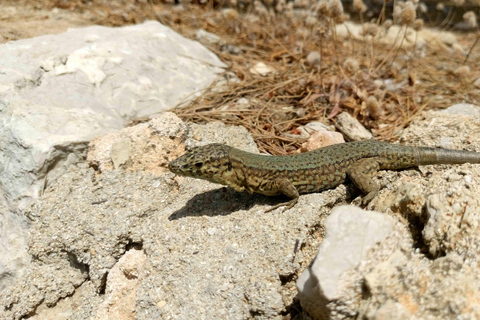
left=168, top=158, right=199, bottom=177
left=168, top=159, right=184, bottom=174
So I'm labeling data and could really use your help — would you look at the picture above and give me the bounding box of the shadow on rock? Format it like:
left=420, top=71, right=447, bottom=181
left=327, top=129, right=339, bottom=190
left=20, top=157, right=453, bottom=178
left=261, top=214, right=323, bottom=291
left=168, top=187, right=284, bottom=220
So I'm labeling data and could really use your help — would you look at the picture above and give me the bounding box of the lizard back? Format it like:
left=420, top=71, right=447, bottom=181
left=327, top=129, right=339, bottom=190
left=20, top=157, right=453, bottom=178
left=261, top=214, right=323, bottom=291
left=229, top=140, right=419, bottom=194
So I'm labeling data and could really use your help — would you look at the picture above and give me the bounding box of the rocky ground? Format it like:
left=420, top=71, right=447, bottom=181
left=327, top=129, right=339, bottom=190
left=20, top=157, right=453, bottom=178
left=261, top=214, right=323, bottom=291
left=1, top=1, right=480, bottom=320
left=1, top=108, right=480, bottom=319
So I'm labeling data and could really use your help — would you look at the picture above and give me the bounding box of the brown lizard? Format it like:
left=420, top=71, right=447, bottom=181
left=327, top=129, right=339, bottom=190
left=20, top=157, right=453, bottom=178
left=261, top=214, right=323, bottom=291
left=168, top=140, right=480, bottom=212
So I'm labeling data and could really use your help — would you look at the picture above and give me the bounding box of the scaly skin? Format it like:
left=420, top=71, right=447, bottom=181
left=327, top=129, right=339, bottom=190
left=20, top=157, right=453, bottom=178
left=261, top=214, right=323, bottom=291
left=168, top=140, right=480, bottom=211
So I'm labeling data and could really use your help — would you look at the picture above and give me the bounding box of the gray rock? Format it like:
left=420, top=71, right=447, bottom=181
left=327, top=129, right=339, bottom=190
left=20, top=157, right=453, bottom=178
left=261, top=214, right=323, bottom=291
left=110, top=138, right=132, bottom=169
left=0, top=207, right=30, bottom=291
left=296, top=110, right=480, bottom=320
left=335, top=112, right=373, bottom=141
left=296, top=206, right=396, bottom=319
left=0, top=20, right=225, bottom=209
left=366, top=299, right=410, bottom=320
left=359, top=250, right=480, bottom=320
left=441, top=103, right=480, bottom=117
left=195, top=29, right=225, bottom=46
left=360, top=110, right=480, bottom=319
left=0, top=113, right=347, bottom=320
left=398, top=110, right=480, bottom=151
left=0, top=20, right=225, bottom=300
left=4, top=110, right=480, bottom=320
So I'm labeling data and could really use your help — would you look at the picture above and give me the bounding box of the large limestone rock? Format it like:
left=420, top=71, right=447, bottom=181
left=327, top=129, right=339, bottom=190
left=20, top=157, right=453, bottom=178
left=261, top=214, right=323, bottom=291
left=0, top=207, right=30, bottom=291
left=0, top=20, right=225, bottom=209
left=296, top=206, right=400, bottom=319
left=0, top=20, right=225, bottom=296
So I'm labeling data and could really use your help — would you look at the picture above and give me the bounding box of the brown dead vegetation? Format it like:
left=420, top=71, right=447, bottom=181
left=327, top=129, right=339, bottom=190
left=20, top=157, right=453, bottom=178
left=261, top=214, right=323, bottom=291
left=16, top=0, right=480, bottom=154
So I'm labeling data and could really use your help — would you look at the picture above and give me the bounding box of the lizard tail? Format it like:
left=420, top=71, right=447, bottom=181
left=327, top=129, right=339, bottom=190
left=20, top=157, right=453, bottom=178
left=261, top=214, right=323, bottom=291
left=415, top=147, right=480, bottom=165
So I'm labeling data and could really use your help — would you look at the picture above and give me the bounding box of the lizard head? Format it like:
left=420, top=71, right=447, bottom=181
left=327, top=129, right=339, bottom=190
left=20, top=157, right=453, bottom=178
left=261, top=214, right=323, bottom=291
left=168, top=143, right=233, bottom=184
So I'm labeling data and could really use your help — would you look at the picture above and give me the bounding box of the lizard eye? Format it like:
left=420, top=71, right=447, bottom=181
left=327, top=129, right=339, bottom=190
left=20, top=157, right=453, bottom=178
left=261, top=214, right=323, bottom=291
left=194, top=162, right=203, bottom=168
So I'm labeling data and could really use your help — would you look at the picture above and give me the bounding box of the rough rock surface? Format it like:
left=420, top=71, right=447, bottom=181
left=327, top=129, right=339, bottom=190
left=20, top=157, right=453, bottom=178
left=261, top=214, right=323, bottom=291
left=3, top=109, right=480, bottom=320
left=93, top=248, right=147, bottom=320
left=0, top=20, right=225, bottom=208
left=86, top=112, right=256, bottom=174
left=0, top=20, right=225, bottom=294
left=441, top=103, right=480, bottom=117
left=296, top=110, right=480, bottom=319
left=0, top=112, right=348, bottom=319
left=296, top=206, right=401, bottom=319
left=335, top=112, right=373, bottom=141
left=0, top=206, right=30, bottom=291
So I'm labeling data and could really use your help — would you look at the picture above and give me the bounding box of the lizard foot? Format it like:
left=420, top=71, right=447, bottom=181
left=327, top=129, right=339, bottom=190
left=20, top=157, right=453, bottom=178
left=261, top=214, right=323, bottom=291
left=361, top=189, right=379, bottom=206
left=265, top=198, right=298, bottom=213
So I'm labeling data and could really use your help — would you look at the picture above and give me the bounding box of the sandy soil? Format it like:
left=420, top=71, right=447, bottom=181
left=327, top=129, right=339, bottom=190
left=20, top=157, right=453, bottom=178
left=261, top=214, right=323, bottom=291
left=0, top=3, right=94, bottom=43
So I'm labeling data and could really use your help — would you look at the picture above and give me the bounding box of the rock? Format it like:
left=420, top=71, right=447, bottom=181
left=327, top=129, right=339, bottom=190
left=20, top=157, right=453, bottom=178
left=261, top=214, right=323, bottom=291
left=110, top=138, right=132, bottom=169
left=360, top=110, right=480, bottom=319
left=368, top=299, right=410, bottom=320
left=335, top=112, right=373, bottom=141
left=474, top=77, right=480, bottom=88
left=0, top=19, right=225, bottom=303
left=360, top=251, right=480, bottom=320
left=87, top=112, right=257, bottom=174
left=379, top=111, right=480, bottom=258
left=0, top=113, right=344, bottom=320
left=306, top=51, right=321, bottom=67
left=92, top=249, right=147, bottom=320
left=5, top=110, right=480, bottom=320
left=30, top=282, right=100, bottom=320
left=249, top=62, right=275, bottom=75
left=221, top=44, right=242, bottom=55
left=2, top=254, right=89, bottom=319
left=236, top=97, right=249, bottom=106
left=0, top=20, right=225, bottom=209
left=296, top=121, right=334, bottom=136
left=376, top=163, right=480, bottom=259
left=302, top=130, right=345, bottom=151
left=295, top=121, right=344, bottom=150
left=296, top=206, right=397, bottom=319
left=195, top=29, right=225, bottom=46
left=296, top=110, right=480, bottom=320
left=441, top=103, right=480, bottom=117
left=398, top=110, right=480, bottom=150
left=88, top=113, right=188, bottom=174
left=0, top=206, right=30, bottom=291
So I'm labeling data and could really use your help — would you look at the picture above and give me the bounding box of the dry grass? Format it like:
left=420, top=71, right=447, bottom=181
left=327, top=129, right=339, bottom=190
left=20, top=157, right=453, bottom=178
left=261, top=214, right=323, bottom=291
left=40, top=0, right=480, bottom=154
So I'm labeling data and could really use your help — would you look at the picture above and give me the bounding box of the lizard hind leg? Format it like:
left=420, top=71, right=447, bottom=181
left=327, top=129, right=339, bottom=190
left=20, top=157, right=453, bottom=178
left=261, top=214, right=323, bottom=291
left=347, top=157, right=381, bottom=205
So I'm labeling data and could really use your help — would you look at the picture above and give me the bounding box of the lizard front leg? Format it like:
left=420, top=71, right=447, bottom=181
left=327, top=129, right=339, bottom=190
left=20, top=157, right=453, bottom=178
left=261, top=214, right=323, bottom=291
left=264, top=178, right=300, bottom=212
left=347, top=157, right=381, bottom=205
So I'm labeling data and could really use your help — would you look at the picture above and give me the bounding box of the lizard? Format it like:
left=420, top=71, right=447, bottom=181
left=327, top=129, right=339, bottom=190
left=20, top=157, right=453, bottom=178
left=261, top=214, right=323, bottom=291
left=168, top=140, right=480, bottom=212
